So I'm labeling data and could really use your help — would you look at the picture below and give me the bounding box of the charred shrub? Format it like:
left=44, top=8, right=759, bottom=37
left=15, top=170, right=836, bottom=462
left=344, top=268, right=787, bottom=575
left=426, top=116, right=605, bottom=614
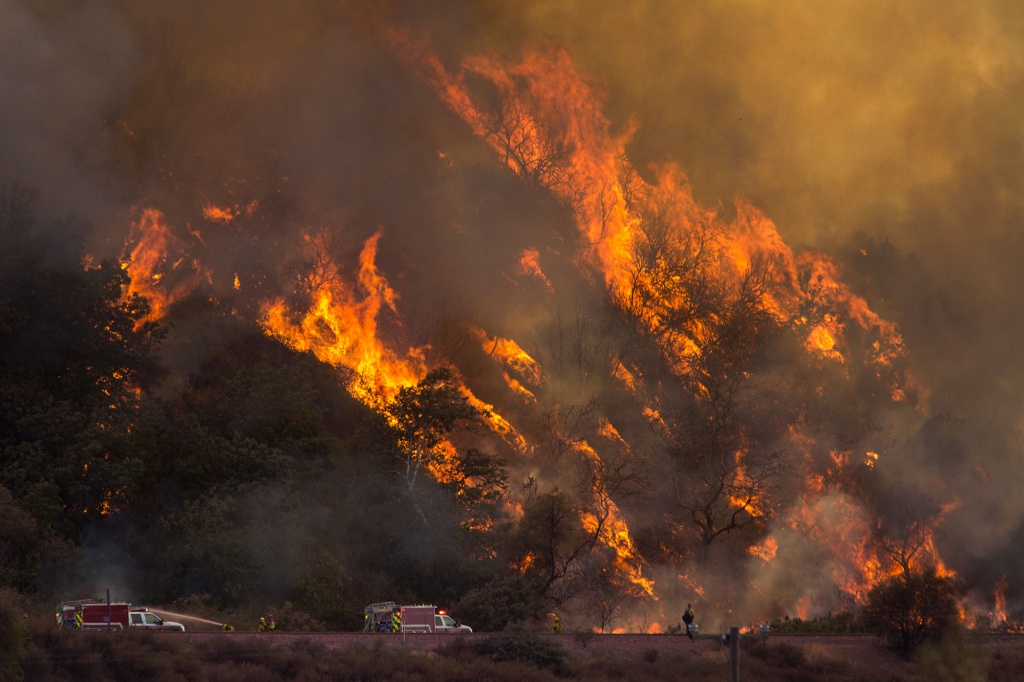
left=746, top=640, right=806, bottom=668
left=454, top=574, right=545, bottom=632
left=914, top=630, right=991, bottom=682
left=573, top=630, right=596, bottom=648
left=0, top=589, right=29, bottom=682
left=463, top=624, right=569, bottom=672
left=267, top=600, right=327, bottom=632
left=767, top=611, right=862, bottom=634
left=21, top=628, right=201, bottom=682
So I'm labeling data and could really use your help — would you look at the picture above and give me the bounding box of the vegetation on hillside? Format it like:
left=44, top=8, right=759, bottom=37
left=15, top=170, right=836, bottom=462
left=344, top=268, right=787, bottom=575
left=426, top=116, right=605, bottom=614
left=0, top=185, right=513, bottom=629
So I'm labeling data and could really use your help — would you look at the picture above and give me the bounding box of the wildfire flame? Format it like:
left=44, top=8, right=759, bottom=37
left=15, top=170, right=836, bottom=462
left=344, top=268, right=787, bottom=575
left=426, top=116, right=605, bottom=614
left=260, top=231, right=426, bottom=406
left=517, top=247, right=554, bottom=292
left=473, top=327, right=544, bottom=392
left=392, top=33, right=906, bottom=393
left=461, top=388, right=528, bottom=454
left=992, top=575, right=1009, bottom=627
left=202, top=204, right=236, bottom=223
left=98, top=29, right=969, bottom=631
left=120, top=207, right=207, bottom=330
left=389, top=33, right=927, bottom=625
left=201, top=200, right=259, bottom=224
left=575, top=441, right=654, bottom=597
left=748, top=536, right=779, bottom=563
left=798, top=252, right=906, bottom=370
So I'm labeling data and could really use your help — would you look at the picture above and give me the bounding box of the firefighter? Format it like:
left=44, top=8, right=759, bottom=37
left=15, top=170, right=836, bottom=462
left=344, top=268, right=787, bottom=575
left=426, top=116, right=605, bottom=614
left=552, top=614, right=562, bottom=633
left=55, top=611, right=62, bottom=628
left=222, top=623, right=235, bottom=632
left=682, top=604, right=695, bottom=640
left=258, top=616, right=267, bottom=632
left=268, top=615, right=276, bottom=631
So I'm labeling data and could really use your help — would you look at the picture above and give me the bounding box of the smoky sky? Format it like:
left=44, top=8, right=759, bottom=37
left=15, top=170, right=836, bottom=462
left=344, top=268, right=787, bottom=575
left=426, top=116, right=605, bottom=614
left=453, top=0, right=1024, bottom=400
left=5, top=0, right=1024, bottom=611
left=396, top=0, right=1024, bottom=587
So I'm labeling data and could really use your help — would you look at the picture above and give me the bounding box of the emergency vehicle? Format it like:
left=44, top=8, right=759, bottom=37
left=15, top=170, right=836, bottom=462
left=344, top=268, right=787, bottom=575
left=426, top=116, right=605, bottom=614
left=56, top=600, right=185, bottom=631
left=362, top=601, right=472, bottom=633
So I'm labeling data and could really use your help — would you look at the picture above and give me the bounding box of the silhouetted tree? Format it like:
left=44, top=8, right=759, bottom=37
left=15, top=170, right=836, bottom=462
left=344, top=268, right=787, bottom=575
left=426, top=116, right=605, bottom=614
left=863, top=567, right=961, bottom=651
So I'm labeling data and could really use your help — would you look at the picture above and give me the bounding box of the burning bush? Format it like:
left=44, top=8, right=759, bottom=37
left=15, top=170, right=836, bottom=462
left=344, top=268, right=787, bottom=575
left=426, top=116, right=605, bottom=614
left=863, top=567, right=962, bottom=651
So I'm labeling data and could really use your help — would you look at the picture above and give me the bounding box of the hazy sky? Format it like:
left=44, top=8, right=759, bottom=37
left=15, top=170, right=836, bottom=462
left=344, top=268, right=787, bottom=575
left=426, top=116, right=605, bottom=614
left=391, top=2, right=1024, bottom=495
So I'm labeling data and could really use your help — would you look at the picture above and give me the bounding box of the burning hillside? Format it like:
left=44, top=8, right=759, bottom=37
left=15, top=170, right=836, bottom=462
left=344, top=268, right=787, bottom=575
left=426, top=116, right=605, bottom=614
left=4, top=0, right=1024, bottom=634
left=108, top=35, right=941, bottom=630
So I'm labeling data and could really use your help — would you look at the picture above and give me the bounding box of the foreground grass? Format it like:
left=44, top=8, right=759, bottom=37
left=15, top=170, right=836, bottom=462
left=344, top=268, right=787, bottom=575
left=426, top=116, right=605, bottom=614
left=10, top=621, right=1024, bottom=681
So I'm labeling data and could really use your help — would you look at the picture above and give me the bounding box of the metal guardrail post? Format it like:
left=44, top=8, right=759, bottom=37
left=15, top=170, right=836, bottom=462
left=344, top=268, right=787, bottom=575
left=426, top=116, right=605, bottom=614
left=728, top=626, right=740, bottom=682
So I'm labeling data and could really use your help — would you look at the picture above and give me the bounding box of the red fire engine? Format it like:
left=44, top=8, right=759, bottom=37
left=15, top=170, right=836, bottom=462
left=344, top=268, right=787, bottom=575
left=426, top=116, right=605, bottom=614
left=56, top=599, right=185, bottom=631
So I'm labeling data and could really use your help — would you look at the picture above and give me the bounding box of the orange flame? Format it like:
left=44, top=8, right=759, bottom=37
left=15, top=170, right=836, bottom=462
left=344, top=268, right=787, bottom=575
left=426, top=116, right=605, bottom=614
left=202, top=204, right=236, bottom=223
left=748, top=536, right=779, bottom=563
left=612, top=361, right=638, bottom=392
left=120, top=207, right=207, bottom=329
left=575, top=440, right=654, bottom=597
left=473, top=327, right=544, bottom=388
left=992, top=575, right=1009, bottom=627
left=260, top=231, right=426, bottom=406
left=387, top=37, right=931, bottom=619
left=461, top=388, right=528, bottom=454
left=512, top=552, right=535, bottom=573
left=798, top=252, right=905, bottom=369
left=202, top=200, right=259, bottom=224
left=517, top=247, right=553, bottom=292
left=806, top=320, right=844, bottom=362
left=393, top=32, right=910, bottom=395
left=597, top=418, right=625, bottom=445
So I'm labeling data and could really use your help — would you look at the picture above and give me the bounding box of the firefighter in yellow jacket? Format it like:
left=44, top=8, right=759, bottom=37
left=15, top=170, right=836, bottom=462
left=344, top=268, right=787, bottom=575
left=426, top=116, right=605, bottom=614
left=682, top=604, right=695, bottom=640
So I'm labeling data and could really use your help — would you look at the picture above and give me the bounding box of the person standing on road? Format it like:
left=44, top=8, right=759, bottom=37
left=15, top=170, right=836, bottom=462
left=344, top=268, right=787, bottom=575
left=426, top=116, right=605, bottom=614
left=682, top=604, right=695, bottom=640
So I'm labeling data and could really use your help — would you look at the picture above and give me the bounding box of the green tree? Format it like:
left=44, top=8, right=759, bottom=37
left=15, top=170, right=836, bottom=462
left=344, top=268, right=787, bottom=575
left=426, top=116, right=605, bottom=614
left=131, top=410, right=289, bottom=510
left=454, top=574, right=545, bottom=633
left=439, top=448, right=508, bottom=510
left=0, top=487, right=43, bottom=592
left=151, top=496, right=262, bottom=607
left=292, top=548, right=355, bottom=629
left=383, top=368, right=480, bottom=490
left=0, top=186, right=156, bottom=544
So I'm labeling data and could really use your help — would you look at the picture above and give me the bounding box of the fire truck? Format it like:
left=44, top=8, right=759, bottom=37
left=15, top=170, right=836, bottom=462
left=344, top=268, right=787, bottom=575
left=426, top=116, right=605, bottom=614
left=56, top=599, right=186, bottom=632
left=362, top=602, right=472, bottom=634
